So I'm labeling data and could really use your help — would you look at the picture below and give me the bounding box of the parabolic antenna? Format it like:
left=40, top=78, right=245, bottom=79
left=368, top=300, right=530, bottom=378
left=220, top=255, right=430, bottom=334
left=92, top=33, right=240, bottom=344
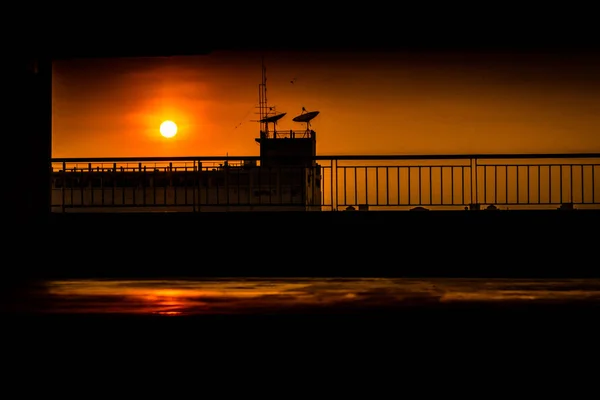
left=260, top=112, right=287, bottom=123
left=292, top=110, right=319, bottom=123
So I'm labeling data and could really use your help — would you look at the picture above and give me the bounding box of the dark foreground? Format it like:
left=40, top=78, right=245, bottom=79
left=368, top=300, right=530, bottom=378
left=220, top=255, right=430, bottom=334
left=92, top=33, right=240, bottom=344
left=5, top=210, right=600, bottom=351
left=15, top=209, right=600, bottom=279
left=5, top=303, right=600, bottom=362
left=4, top=277, right=599, bottom=374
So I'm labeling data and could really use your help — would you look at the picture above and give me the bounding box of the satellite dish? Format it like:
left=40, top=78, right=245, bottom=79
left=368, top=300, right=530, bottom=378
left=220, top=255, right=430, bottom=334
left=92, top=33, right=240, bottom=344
left=260, top=112, right=287, bottom=123
left=292, top=110, right=319, bottom=123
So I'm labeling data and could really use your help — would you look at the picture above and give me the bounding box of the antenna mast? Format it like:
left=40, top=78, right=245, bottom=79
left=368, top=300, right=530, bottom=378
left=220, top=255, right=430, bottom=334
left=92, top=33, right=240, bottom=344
left=258, top=57, right=268, bottom=135
left=255, top=57, right=288, bottom=138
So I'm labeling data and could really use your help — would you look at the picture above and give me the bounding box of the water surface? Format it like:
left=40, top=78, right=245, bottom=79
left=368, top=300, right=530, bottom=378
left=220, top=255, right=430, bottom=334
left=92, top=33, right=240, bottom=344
left=7, top=278, right=600, bottom=315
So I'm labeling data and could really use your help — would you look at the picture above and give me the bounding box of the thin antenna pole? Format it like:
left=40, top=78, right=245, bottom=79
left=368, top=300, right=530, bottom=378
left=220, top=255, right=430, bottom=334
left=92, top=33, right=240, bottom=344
left=258, top=56, right=268, bottom=137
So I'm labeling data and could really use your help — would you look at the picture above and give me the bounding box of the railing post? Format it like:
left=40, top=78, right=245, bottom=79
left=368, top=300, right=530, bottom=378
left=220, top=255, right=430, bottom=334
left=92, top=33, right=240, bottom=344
left=191, top=160, right=196, bottom=213
left=225, top=162, right=230, bottom=211
left=196, top=158, right=201, bottom=212
left=474, top=157, right=479, bottom=206
left=333, top=158, right=338, bottom=210
left=61, top=161, right=66, bottom=213
left=469, top=157, right=479, bottom=209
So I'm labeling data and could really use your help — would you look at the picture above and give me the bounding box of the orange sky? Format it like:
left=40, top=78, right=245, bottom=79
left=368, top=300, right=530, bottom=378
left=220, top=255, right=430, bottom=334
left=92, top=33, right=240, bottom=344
left=51, top=50, right=600, bottom=158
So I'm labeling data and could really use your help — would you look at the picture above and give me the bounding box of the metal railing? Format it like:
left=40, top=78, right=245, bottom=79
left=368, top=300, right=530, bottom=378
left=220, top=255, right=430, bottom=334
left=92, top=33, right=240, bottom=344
left=49, top=153, right=600, bottom=212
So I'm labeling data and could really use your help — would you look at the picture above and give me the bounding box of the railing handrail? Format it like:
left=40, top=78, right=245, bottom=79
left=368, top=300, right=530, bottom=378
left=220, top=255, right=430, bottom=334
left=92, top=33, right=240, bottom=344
left=50, top=153, right=600, bottom=163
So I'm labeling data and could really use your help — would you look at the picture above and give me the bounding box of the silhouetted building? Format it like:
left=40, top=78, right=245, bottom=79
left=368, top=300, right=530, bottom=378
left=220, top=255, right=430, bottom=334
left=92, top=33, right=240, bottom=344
left=50, top=62, right=322, bottom=212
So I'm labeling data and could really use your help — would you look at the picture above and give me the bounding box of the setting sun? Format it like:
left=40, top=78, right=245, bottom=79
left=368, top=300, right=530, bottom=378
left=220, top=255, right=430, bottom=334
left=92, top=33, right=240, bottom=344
left=160, top=120, right=177, bottom=138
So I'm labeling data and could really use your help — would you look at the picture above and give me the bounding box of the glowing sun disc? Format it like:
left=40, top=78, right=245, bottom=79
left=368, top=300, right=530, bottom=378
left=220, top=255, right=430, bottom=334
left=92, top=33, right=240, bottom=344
left=160, top=120, right=177, bottom=138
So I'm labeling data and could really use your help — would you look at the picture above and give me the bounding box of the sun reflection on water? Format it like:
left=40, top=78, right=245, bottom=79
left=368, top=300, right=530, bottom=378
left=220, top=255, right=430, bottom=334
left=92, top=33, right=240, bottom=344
left=28, top=278, right=600, bottom=315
